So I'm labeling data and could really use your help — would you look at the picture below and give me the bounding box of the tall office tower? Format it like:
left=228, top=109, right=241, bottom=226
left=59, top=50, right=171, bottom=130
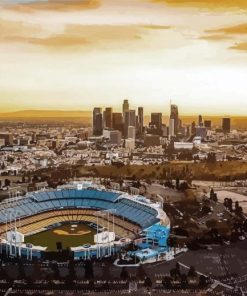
left=104, top=107, right=113, bottom=128
left=0, top=133, right=13, bottom=146
left=151, top=113, right=162, bottom=130
left=178, top=118, right=182, bottom=130
left=170, top=104, right=179, bottom=135
left=198, top=114, right=203, bottom=126
left=124, top=110, right=136, bottom=137
left=122, top=99, right=129, bottom=115
left=144, top=134, right=160, bottom=147
left=162, top=124, right=169, bottom=137
left=169, top=118, right=175, bottom=137
left=196, top=126, right=207, bottom=140
left=222, top=117, right=231, bottom=133
left=186, top=126, right=190, bottom=137
left=112, top=113, right=123, bottom=132
left=191, top=121, right=196, bottom=135
left=204, top=120, right=212, bottom=129
left=138, top=107, right=144, bottom=135
left=135, top=115, right=139, bottom=135
left=110, top=130, right=122, bottom=145
left=93, top=107, right=103, bottom=135
left=128, top=126, right=136, bottom=139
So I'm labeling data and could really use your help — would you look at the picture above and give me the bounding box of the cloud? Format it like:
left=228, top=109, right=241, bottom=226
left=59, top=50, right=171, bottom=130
left=0, top=19, right=42, bottom=40
left=2, top=0, right=100, bottom=12
left=0, top=16, right=174, bottom=50
left=23, top=35, right=88, bottom=47
left=150, top=0, right=247, bottom=10
left=230, top=42, right=247, bottom=51
left=206, top=23, right=247, bottom=35
left=201, top=23, right=247, bottom=53
left=199, top=34, right=232, bottom=41
left=141, top=25, right=172, bottom=30
left=0, top=21, right=152, bottom=49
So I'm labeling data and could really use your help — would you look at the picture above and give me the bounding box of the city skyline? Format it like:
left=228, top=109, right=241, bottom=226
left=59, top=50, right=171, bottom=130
left=1, top=0, right=247, bottom=114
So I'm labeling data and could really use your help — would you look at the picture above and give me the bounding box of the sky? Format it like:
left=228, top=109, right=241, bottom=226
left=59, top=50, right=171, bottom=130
left=0, top=0, right=247, bottom=115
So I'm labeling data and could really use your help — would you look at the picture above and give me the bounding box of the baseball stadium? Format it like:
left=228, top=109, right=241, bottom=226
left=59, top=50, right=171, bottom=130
left=0, top=182, right=170, bottom=263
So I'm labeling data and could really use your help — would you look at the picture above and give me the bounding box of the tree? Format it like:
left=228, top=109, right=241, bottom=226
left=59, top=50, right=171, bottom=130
left=206, top=219, right=217, bottom=229
left=175, top=262, right=181, bottom=277
left=137, top=265, right=146, bottom=280
left=181, top=274, right=188, bottom=289
left=188, top=266, right=197, bottom=278
left=199, top=275, right=208, bottom=288
left=17, top=261, right=25, bottom=280
left=84, top=260, right=94, bottom=279
left=4, top=179, right=10, bottom=187
left=210, top=188, right=214, bottom=199
left=228, top=198, right=233, bottom=212
left=51, top=263, right=60, bottom=280
left=180, top=182, right=189, bottom=191
left=235, top=206, right=243, bottom=217
left=120, top=267, right=129, bottom=281
left=162, top=276, right=172, bottom=289
left=223, top=198, right=228, bottom=208
left=243, top=219, right=247, bottom=232
left=224, top=198, right=233, bottom=212
left=207, top=152, right=216, bottom=163
left=144, top=276, right=152, bottom=289
left=68, top=259, right=76, bottom=280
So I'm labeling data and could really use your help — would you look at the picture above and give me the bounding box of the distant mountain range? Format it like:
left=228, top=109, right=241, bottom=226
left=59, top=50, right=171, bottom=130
left=0, top=110, right=92, bottom=118
left=0, top=110, right=246, bottom=128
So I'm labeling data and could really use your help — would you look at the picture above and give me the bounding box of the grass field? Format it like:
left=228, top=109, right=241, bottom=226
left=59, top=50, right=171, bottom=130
left=25, top=223, right=96, bottom=251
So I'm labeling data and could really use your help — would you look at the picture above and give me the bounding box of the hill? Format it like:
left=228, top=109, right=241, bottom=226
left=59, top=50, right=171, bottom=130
left=0, top=110, right=91, bottom=118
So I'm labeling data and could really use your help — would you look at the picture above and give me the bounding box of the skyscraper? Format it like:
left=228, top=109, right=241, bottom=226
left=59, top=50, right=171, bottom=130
left=222, top=117, right=231, bottom=133
left=124, top=110, right=136, bottom=137
left=104, top=107, right=113, bottom=128
left=122, top=99, right=129, bottom=115
left=196, top=126, right=207, bottom=140
left=204, top=120, right=211, bottom=129
left=198, top=115, right=203, bottom=127
left=110, top=130, right=122, bottom=145
left=151, top=113, right=162, bottom=130
left=191, top=121, right=196, bottom=135
left=112, top=113, right=123, bottom=132
left=0, top=133, right=13, bottom=146
left=135, top=115, right=139, bottom=135
left=138, top=107, right=144, bottom=135
left=170, top=104, right=179, bottom=135
left=93, top=107, right=103, bottom=136
left=169, top=118, right=175, bottom=137
left=128, top=126, right=136, bottom=139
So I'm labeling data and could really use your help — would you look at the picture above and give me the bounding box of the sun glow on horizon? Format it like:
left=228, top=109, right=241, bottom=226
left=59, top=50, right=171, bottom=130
left=0, top=0, right=247, bottom=115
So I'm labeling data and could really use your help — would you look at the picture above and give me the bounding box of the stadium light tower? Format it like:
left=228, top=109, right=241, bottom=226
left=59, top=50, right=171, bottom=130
left=104, top=209, right=117, bottom=255
left=94, top=209, right=117, bottom=258
left=4, top=209, right=15, bottom=257
left=3, top=209, right=23, bottom=258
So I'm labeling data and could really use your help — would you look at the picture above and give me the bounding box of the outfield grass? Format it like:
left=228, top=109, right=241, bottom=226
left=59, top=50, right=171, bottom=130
left=25, top=223, right=96, bottom=251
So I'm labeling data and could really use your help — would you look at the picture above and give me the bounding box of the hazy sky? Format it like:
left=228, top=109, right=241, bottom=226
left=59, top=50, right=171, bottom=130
left=0, top=0, right=247, bottom=115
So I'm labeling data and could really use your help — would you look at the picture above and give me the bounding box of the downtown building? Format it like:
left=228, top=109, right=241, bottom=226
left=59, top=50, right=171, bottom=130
left=93, top=108, right=103, bottom=136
